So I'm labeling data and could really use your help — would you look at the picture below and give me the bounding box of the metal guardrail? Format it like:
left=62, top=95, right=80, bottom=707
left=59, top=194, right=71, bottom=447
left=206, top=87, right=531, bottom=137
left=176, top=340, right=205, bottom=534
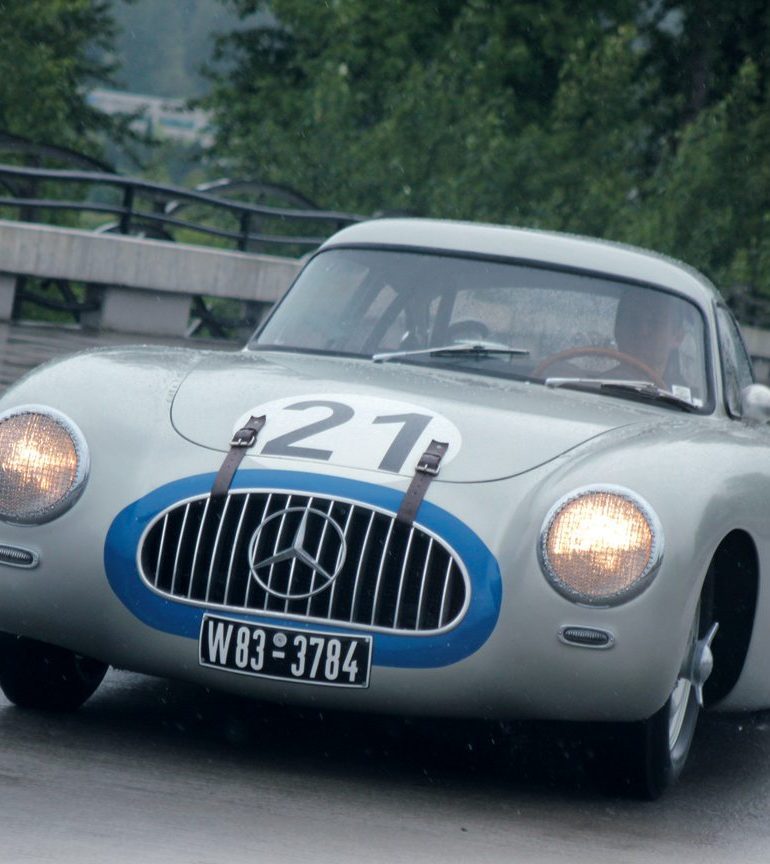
left=0, top=163, right=364, bottom=252
left=0, top=162, right=365, bottom=338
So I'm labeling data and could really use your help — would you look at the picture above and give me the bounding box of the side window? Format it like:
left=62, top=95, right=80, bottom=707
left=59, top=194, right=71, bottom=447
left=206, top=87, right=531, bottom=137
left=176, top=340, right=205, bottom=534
left=716, top=306, right=754, bottom=416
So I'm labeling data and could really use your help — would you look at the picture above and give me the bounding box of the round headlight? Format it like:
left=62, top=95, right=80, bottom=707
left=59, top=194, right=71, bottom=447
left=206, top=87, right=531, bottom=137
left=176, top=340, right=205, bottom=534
left=539, top=486, right=663, bottom=605
left=0, top=406, right=89, bottom=524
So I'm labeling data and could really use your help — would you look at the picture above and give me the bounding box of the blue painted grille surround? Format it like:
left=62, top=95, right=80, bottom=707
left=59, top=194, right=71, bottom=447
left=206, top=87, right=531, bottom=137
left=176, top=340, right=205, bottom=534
left=104, top=470, right=502, bottom=668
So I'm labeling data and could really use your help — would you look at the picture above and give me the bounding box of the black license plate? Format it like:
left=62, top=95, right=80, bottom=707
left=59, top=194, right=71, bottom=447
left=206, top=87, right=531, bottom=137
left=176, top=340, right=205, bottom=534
left=199, top=614, right=372, bottom=688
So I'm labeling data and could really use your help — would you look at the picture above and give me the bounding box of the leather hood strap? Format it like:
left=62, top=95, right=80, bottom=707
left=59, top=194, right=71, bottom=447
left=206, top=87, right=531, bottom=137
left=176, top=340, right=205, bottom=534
left=211, top=415, right=266, bottom=498
left=396, top=439, right=449, bottom=525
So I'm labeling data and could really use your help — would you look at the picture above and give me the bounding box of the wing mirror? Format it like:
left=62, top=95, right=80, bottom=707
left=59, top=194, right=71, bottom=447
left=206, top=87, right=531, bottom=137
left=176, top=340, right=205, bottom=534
left=741, top=384, right=770, bottom=422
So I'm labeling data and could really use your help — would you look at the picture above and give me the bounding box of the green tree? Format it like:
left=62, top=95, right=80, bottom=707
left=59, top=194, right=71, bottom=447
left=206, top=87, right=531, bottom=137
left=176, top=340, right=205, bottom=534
left=205, top=1, right=634, bottom=215
left=631, top=60, right=770, bottom=301
left=0, top=0, right=121, bottom=157
left=206, top=1, right=770, bottom=305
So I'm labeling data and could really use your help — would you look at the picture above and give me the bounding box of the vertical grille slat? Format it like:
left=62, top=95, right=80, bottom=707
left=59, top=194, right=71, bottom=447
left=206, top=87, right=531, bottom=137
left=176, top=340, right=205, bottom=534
left=244, top=493, right=275, bottom=608
left=415, top=538, right=434, bottom=630
left=370, top=519, right=395, bottom=625
left=169, top=503, right=191, bottom=596
left=187, top=497, right=211, bottom=599
left=323, top=503, right=355, bottom=619
left=140, top=491, right=467, bottom=634
left=223, top=493, right=252, bottom=606
left=282, top=494, right=308, bottom=612
left=438, top=557, right=455, bottom=628
left=205, top=495, right=231, bottom=602
left=393, top=526, right=415, bottom=628
left=154, top=513, right=169, bottom=588
left=263, top=494, right=293, bottom=605
left=299, top=498, right=335, bottom=615
left=349, top=510, right=377, bottom=624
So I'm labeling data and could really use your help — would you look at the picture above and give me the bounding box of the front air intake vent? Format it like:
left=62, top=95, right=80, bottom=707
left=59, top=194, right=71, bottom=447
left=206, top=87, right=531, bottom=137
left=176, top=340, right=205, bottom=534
left=0, top=544, right=38, bottom=568
left=139, top=491, right=469, bottom=634
left=559, top=626, right=615, bottom=649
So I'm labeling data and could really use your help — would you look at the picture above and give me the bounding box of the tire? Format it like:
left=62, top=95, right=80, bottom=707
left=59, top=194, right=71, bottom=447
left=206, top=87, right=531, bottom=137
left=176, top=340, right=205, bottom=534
left=606, top=678, right=700, bottom=799
left=601, top=601, right=708, bottom=799
left=0, top=633, right=108, bottom=711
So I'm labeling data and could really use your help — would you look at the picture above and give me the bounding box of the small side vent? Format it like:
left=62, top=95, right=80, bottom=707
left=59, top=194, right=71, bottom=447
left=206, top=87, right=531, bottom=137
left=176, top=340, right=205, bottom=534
left=0, top=545, right=38, bottom=568
left=559, top=626, right=614, bottom=649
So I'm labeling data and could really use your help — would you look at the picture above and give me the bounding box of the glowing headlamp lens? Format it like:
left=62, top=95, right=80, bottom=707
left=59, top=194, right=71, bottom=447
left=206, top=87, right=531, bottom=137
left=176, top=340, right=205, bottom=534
left=541, top=488, right=661, bottom=604
left=0, top=408, right=88, bottom=524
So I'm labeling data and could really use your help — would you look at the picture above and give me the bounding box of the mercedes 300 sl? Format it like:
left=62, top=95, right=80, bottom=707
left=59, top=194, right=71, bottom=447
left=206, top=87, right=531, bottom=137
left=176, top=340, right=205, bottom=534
left=0, top=218, right=767, bottom=798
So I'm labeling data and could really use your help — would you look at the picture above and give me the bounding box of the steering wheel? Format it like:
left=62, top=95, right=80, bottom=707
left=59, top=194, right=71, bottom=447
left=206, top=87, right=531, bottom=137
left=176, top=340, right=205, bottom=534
left=533, top=346, right=665, bottom=389
left=446, top=319, right=490, bottom=343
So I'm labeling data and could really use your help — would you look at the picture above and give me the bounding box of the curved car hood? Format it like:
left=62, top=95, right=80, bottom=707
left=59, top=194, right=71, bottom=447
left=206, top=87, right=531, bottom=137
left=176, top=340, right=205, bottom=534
left=170, top=351, right=664, bottom=482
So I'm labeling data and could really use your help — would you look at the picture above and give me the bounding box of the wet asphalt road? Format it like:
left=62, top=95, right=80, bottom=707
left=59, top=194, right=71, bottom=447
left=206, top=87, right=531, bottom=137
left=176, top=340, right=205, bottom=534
left=1, top=670, right=770, bottom=864
left=1, top=322, right=770, bottom=862
left=0, top=320, right=235, bottom=392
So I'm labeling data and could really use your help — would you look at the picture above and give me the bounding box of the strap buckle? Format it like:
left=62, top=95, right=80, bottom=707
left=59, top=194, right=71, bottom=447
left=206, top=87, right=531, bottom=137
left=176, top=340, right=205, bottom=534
left=229, top=427, right=258, bottom=448
left=396, top=439, right=449, bottom=525
left=416, top=452, right=442, bottom=476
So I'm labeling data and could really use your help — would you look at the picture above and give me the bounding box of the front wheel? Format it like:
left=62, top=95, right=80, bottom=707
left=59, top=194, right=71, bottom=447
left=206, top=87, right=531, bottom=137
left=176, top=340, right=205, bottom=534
left=607, top=677, right=700, bottom=799
left=0, top=633, right=108, bottom=711
left=602, top=600, right=716, bottom=799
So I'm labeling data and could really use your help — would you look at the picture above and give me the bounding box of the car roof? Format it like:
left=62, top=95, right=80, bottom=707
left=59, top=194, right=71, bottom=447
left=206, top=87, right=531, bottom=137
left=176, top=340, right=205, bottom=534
left=321, top=218, right=722, bottom=307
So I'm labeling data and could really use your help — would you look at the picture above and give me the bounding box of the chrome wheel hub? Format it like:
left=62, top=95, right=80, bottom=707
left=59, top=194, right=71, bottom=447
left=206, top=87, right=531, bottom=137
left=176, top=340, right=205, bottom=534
left=669, top=616, right=720, bottom=752
left=681, top=621, right=720, bottom=708
left=668, top=676, right=693, bottom=750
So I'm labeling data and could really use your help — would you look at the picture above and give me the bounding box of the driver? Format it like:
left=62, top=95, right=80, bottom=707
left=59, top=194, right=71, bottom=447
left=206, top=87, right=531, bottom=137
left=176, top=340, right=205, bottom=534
left=614, top=289, right=685, bottom=387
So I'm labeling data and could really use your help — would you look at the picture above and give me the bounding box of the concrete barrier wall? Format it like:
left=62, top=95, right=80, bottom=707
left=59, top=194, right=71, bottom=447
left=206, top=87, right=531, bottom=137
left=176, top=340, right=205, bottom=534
left=0, top=220, right=302, bottom=336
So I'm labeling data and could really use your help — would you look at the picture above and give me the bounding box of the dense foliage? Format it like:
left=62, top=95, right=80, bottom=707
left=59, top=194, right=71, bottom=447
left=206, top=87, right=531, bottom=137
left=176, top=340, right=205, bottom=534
left=0, top=0, right=121, bottom=157
left=1, top=0, right=769, bottom=305
left=205, top=1, right=770, bottom=303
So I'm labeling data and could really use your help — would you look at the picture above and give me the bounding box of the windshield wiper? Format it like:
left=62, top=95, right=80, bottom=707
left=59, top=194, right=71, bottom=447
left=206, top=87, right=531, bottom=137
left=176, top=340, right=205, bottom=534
left=544, top=377, right=699, bottom=412
left=372, top=342, right=530, bottom=363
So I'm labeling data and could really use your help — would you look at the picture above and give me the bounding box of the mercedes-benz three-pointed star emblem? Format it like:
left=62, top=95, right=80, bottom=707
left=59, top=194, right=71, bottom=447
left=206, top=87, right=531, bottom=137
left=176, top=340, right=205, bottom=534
left=248, top=507, right=347, bottom=600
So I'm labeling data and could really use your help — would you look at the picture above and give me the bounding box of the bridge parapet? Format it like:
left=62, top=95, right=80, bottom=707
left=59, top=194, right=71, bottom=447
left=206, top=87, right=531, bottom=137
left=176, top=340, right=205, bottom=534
left=0, top=220, right=302, bottom=336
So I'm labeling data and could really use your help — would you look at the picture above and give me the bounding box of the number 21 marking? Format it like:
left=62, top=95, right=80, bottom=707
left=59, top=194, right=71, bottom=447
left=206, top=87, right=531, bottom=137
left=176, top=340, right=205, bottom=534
left=259, top=400, right=434, bottom=473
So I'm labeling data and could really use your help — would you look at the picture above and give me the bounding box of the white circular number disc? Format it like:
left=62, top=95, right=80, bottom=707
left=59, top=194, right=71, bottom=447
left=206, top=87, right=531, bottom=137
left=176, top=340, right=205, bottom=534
left=234, top=393, right=461, bottom=475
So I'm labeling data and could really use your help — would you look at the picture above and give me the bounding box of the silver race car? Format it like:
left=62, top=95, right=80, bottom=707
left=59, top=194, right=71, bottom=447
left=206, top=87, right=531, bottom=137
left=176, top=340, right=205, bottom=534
left=1, top=218, right=767, bottom=797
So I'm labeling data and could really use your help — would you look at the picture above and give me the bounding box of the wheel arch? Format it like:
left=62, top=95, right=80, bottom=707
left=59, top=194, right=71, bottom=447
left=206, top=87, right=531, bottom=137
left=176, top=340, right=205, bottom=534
left=702, top=529, right=759, bottom=706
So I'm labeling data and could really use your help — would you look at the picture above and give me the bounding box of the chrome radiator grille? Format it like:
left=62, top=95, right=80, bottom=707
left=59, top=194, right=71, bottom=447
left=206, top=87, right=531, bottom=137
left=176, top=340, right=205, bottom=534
left=139, top=491, right=468, bottom=633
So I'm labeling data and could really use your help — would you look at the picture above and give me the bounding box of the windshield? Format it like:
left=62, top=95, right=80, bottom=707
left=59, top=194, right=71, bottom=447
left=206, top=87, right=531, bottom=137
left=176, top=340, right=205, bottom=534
left=250, top=248, right=711, bottom=408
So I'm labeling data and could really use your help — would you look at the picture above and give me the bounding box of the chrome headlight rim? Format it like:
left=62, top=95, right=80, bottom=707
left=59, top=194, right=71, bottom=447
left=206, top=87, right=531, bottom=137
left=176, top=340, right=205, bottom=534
left=538, top=484, right=664, bottom=607
left=0, top=404, right=90, bottom=525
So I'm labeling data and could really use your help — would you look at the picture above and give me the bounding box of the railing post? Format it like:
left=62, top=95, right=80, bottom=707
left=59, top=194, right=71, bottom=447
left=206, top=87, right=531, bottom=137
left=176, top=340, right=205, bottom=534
left=0, top=273, right=18, bottom=321
left=238, top=211, right=251, bottom=251
left=119, top=184, right=134, bottom=235
left=18, top=177, right=38, bottom=224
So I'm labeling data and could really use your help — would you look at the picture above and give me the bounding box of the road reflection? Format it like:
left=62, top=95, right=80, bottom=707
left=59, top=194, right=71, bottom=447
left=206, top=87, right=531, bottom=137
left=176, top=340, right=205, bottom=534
left=1, top=669, right=769, bottom=863
left=0, top=320, right=236, bottom=392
